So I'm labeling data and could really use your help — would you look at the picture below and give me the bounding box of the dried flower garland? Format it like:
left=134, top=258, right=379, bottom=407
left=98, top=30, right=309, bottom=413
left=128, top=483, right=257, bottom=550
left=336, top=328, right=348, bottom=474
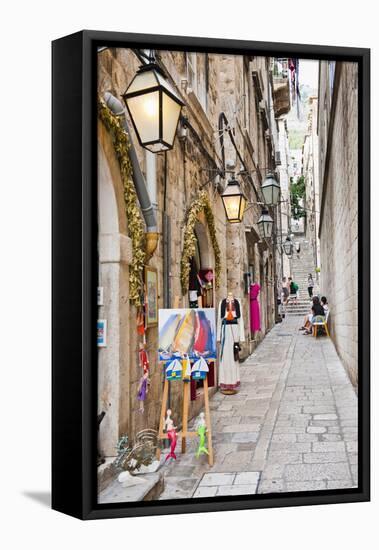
left=98, top=97, right=146, bottom=307
left=180, top=190, right=221, bottom=294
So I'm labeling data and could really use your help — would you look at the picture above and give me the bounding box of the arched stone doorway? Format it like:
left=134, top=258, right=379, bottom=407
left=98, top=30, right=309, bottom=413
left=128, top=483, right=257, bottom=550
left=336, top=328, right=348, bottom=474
left=97, top=139, right=131, bottom=458
left=187, top=218, right=215, bottom=309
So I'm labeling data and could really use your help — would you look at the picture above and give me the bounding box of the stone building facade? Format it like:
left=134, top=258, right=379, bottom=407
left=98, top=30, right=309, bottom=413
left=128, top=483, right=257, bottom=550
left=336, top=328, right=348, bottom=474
left=97, top=48, right=286, bottom=458
left=303, top=96, right=321, bottom=274
left=318, top=61, right=358, bottom=385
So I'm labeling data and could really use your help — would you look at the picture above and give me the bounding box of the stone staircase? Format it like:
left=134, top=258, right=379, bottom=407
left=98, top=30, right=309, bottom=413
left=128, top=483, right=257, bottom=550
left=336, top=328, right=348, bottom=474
left=284, top=235, right=319, bottom=316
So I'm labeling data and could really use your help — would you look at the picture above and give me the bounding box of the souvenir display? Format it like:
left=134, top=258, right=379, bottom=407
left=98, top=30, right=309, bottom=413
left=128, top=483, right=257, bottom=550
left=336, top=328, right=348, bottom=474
left=216, top=292, right=245, bottom=394
left=164, top=409, right=177, bottom=461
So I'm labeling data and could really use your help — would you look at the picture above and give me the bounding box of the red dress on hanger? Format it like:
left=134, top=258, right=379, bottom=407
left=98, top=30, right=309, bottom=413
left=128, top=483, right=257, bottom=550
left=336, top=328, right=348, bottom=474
left=250, top=283, right=261, bottom=332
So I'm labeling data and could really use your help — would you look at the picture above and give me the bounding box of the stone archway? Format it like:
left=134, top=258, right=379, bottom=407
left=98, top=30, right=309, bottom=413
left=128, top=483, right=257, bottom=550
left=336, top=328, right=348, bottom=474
left=97, top=140, right=131, bottom=458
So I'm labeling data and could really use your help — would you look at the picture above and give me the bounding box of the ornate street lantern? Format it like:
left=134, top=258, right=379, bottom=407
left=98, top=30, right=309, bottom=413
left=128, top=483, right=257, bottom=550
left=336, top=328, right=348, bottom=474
left=221, top=177, right=248, bottom=223
left=261, top=173, right=281, bottom=206
left=257, top=209, right=274, bottom=239
left=283, top=235, right=294, bottom=256
left=122, top=62, right=185, bottom=153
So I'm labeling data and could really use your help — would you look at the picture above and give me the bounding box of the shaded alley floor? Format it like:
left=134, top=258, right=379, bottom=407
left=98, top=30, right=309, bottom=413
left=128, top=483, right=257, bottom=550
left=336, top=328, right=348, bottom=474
left=158, top=314, right=358, bottom=499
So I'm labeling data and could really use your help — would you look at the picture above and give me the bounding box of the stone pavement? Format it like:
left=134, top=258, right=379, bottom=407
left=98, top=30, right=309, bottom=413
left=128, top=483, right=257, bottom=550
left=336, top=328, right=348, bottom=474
left=158, top=314, right=358, bottom=499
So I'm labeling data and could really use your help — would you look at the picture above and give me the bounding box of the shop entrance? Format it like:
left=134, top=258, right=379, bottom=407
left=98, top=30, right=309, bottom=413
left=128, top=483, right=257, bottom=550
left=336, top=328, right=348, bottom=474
left=187, top=220, right=215, bottom=399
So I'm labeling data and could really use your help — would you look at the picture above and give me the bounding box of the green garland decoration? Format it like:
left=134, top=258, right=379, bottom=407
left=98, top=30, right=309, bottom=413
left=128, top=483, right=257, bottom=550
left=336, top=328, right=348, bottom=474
left=98, top=97, right=146, bottom=307
left=180, top=190, right=221, bottom=294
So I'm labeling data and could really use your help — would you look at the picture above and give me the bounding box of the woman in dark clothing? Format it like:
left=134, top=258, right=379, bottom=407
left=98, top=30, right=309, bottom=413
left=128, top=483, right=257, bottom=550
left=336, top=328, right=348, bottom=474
left=311, top=296, right=325, bottom=317
left=301, top=296, right=324, bottom=334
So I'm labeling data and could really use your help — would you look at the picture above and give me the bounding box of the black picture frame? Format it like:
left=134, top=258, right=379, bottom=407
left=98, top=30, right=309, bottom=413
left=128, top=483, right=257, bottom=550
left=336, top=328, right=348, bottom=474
left=52, top=30, right=370, bottom=520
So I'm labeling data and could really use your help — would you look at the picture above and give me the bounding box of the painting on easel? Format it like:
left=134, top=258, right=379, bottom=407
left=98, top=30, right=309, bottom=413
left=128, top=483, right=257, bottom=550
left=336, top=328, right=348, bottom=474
left=158, top=308, right=216, bottom=362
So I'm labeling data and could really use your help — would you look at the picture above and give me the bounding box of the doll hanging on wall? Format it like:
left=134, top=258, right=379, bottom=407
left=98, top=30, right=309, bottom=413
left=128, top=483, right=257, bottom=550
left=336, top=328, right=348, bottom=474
left=138, top=342, right=150, bottom=374
left=164, top=409, right=177, bottom=461
left=137, top=372, right=150, bottom=413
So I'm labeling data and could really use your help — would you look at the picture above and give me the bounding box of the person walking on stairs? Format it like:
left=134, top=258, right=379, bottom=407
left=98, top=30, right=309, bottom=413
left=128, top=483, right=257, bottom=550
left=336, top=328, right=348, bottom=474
left=288, top=277, right=299, bottom=305
left=307, top=273, right=314, bottom=299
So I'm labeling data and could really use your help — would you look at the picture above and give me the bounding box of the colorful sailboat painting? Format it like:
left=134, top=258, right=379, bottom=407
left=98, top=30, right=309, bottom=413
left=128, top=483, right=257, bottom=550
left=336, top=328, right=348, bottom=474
left=158, top=308, right=216, bottom=362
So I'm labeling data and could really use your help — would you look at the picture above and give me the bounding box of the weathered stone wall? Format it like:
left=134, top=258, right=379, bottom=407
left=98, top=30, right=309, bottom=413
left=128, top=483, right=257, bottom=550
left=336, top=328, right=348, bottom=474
left=318, top=62, right=358, bottom=385
left=97, top=48, right=278, bottom=455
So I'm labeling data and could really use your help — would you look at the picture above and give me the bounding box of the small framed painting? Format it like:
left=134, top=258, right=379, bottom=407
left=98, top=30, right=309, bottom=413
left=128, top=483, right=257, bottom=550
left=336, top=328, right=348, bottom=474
left=97, top=319, right=107, bottom=347
left=145, top=266, right=158, bottom=327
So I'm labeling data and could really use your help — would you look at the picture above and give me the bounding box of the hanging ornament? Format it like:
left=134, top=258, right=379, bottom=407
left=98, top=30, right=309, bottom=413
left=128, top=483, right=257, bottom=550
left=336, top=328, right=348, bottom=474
left=137, top=372, right=149, bottom=413
left=191, top=357, right=209, bottom=380
left=165, top=358, right=182, bottom=381
left=138, top=343, right=150, bottom=374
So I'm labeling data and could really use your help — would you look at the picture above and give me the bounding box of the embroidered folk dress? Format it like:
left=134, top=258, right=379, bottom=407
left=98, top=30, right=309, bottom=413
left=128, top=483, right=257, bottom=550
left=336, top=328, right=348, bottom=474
left=216, top=298, right=245, bottom=392
left=249, top=283, right=261, bottom=333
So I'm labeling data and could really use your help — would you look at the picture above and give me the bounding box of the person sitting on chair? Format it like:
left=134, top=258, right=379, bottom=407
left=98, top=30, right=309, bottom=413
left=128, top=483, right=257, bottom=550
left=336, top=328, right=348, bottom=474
left=321, top=296, right=329, bottom=314
left=300, top=296, right=325, bottom=335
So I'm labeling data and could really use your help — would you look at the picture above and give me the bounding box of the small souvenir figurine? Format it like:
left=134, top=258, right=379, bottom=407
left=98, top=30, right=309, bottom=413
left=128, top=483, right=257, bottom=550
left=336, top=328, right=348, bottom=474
left=138, top=342, right=150, bottom=374
left=164, top=409, right=177, bottom=461
left=191, top=356, right=209, bottom=380
left=137, top=372, right=149, bottom=413
left=165, top=358, right=182, bottom=380
left=182, top=353, right=191, bottom=381
left=195, top=412, right=209, bottom=458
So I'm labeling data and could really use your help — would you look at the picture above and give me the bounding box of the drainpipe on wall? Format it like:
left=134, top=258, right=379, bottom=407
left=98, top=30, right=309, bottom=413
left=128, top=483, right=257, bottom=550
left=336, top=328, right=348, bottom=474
left=103, top=92, right=159, bottom=260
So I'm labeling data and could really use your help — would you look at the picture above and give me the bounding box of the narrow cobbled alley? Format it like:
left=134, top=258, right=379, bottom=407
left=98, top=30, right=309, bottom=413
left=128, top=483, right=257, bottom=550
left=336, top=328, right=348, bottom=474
left=158, top=314, right=358, bottom=498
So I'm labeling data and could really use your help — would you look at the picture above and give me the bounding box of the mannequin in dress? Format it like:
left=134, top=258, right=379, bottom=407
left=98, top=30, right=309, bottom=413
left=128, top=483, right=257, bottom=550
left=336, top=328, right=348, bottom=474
left=216, top=291, right=245, bottom=395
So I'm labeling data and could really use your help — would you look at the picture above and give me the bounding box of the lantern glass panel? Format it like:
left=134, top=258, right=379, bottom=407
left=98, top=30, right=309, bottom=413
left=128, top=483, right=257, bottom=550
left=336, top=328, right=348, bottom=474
left=126, top=70, right=158, bottom=94
left=156, top=72, right=183, bottom=102
left=239, top=195, right=247, bottom=220
left=264, top=220, right=273, bottom=238
left=261, top=177, right=280, bottom=206
left=222, top=194, right=243, bottom=222
left=126, top=90, right=160, bottom=144
left=163, top=92, right=182, bottom=146
left=258, top=213, right=273, bottom=238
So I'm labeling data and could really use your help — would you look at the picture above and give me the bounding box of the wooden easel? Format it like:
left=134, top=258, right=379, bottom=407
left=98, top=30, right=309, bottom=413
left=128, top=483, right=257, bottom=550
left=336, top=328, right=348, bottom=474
left=156, top=297, right=213, bottom=465
left=156, top=375, right=213, bottom=465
